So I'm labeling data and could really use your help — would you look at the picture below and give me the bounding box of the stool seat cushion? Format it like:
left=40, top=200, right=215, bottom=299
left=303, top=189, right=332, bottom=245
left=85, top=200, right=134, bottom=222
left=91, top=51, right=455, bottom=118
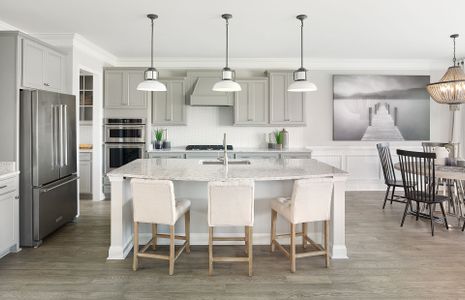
left=271, top=197, right=292, bottom=223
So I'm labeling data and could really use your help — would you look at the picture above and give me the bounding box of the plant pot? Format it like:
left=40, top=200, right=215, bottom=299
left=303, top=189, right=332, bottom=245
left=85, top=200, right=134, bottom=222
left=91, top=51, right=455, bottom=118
left=276, top=143, right=283, bottom=150
left=162, top=141, right=171, bottom=149
left=154, top=141, right=162, bottom=149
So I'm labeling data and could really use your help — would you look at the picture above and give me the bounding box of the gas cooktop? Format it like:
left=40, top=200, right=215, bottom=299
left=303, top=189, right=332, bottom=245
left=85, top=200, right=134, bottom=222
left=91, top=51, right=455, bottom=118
left=185, top=145, right=233, bottom=151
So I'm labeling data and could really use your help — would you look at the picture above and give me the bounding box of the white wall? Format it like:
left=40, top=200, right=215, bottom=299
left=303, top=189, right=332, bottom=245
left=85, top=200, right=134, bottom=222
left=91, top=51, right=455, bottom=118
left=149, top=69, right=450, bottom=148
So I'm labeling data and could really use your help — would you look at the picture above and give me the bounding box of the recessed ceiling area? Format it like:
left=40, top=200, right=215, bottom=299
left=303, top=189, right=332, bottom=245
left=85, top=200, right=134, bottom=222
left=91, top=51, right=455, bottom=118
left=0, top=0, right=464, bottom=61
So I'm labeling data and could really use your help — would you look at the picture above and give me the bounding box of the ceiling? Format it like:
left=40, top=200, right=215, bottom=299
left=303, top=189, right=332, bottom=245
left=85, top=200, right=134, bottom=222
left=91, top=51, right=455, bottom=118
left=0, top=0, right=464, bottom=61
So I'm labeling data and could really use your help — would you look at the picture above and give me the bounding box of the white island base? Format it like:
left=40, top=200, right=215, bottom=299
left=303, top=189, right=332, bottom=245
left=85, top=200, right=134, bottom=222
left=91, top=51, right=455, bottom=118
left=107, top=159, right=349, bottom=260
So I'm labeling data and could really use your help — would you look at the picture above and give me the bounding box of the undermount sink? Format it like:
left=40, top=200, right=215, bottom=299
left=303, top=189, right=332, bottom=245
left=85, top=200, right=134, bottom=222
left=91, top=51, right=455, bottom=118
left=201, top=160, right=251, bottom=165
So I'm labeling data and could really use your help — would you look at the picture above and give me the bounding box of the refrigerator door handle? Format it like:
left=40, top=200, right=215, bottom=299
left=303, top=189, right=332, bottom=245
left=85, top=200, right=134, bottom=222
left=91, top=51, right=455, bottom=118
left=58, top=104, right=64, bottom=167
left=53, top=105, right=60, bottom=168
left=40, top=175, right=79, bottom=193
left=63, top=104, right=68, bottom=166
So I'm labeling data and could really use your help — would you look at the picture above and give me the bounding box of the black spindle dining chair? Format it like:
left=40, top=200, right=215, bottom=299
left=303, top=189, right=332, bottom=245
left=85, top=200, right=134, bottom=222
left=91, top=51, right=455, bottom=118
left=396, top=149, right=449, bottom=236
left=376, top=143, right=406, bottom=209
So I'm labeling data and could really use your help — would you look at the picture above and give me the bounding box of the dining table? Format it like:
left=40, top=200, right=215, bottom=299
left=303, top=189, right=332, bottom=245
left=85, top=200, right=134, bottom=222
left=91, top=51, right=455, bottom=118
left=394, top=162, right=465, bottom=227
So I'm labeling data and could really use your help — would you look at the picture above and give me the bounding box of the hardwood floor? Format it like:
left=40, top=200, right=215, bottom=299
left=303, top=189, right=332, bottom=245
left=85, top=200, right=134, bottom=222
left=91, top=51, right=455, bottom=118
left=1, top=192, right=465, bottom=299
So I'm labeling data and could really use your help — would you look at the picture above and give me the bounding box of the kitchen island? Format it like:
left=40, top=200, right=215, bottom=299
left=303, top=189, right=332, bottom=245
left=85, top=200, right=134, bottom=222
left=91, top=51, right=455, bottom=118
left=107, top=158, right=349, bottom=260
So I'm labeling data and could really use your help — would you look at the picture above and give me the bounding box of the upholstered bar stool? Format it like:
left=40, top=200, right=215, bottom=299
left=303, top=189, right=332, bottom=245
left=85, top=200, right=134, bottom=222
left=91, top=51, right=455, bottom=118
left=270, top=178, right=333, bottom=273
left=208, top=180, right=255, bottom=276
left=131, top=179, right=191, bottom=275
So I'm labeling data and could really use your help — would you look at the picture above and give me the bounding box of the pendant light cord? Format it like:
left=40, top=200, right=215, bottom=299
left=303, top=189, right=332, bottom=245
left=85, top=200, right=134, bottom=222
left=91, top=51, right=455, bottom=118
left=300, top=18, right=304, bottom=69
left=453, top=36, right=456, bottom=67
left=150, top=17, right=154, bottom=68
left=225, top=18, right=229, bottom=68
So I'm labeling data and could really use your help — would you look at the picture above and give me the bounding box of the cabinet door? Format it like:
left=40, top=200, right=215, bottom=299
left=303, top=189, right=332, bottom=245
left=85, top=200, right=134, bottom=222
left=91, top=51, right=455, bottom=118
left=152, top=79, right=186, bottom=125
left=79, top=159, right=92, bottom=194
left=44, top=51, right=63, bottom=92
left=22, top=39, right=45, bottom=89
left=0, top=193, right=15, bottom=253
left=127, top=71, right=147, bottom=108
left=104, top=70, right=125, bottom=108
left=269, top=72, right=306, bottom=126
left=234, top=79, right=268, bottom=125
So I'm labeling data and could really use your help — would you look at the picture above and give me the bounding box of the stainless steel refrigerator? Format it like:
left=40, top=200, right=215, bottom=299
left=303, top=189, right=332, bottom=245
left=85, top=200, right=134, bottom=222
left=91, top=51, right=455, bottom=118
left=19, top=89, right=78, bottom=247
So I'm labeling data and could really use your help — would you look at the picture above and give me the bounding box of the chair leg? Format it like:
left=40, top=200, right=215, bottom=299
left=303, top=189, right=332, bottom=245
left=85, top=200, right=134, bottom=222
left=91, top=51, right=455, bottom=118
left=400, top=201, right=410, bottom=227
left=244, top=226, right=248, bottom=255
left=169, top=225, right=175, bottom=275
left=185, top=210, right=190, bottom=254
left=271, top=209, right=277, bottom=252
left=429, top=204, right=435, bottom=236
left=290, top=223, right=296, bottom=273
left=390, top=186, right=396, bottom=204
left=151, top=223, right=157, bottom=250
left=439, top=202, right=449, bottom=230
left=324, top=220, right=330, bottom=268
left=302, top=223, right=308, bottom=249
left=133, top=222, right=139, bottom=271
left=416, top=202, right=420, bottom=221
left=208, top=226, right=213, bottom=276
left=248, top=226, right=253, bottom=277
left=382, top=185, right=391, bottom=209
left=462, top=219, right=465, bottom=232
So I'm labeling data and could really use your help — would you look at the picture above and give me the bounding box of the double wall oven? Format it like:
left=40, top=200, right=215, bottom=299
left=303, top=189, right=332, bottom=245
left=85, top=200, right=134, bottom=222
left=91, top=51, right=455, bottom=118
left=104, top=118, right=145, bottom=173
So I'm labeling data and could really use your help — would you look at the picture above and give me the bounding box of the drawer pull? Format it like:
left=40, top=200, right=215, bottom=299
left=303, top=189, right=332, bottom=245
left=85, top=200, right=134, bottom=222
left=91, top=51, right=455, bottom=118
left=0, top=185, right=6, bottom=189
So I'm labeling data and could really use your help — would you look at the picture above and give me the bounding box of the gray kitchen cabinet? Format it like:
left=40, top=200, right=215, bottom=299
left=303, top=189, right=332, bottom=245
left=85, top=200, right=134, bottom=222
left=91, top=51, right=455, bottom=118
left=0, top=174, right=19, bottom=259
left=280, top=152, right=312, bottom=159
left=234, top=152, right=278, bottom=159
left=22, top=38, right=64, bottom=92
left=147, top=152, right=185, bottom=159
left=79, top=152, right=92, bottom=197
left=104, top=69, right=148, bottom=109
left=268, top=72, right=306, bottom=126
left=234, top=78, right=269, bottom=125
left=152, top=78, right=186, bottom=125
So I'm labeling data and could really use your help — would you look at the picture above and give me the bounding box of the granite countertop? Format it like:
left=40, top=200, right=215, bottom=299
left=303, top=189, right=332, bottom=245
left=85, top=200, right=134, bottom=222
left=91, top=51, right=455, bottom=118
left=0, top=162, right=19, bottom=180
left=107, top=158, right=347, bottom=181
left=146, top=147, right=312, bottom=153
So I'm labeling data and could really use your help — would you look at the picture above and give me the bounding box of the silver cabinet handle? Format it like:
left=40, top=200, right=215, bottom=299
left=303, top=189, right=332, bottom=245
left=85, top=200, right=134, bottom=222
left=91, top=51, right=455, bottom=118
left=44, top=83, right=50, bottom=87
left=63, top=104, right=68, bottom=166
left=41, top=176, right=79, bottom=193
left=0, top=185, right=6, bottom=189
left=59, top=105, right=64, bottom=167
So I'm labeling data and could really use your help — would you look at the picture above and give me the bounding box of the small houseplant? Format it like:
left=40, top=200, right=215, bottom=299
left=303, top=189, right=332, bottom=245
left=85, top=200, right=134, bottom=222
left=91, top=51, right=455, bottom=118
left=274, top=130, right=284, bottom=150
left=154, top=129, right=163, bottom=149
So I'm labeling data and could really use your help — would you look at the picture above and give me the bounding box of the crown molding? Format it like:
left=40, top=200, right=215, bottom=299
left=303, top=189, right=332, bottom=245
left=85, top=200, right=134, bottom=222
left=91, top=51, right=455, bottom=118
left=0, top=19, right=24, bottom=31
left=115, top=57, right=450, bottom=71
left=72, top=34, right=118, bottom=65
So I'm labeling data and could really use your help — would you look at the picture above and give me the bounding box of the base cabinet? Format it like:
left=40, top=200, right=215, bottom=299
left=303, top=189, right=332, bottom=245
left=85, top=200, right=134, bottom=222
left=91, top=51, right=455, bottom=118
left=79, top=152, right=92, bottom=198
left=0, top=174, right=19, bottom=259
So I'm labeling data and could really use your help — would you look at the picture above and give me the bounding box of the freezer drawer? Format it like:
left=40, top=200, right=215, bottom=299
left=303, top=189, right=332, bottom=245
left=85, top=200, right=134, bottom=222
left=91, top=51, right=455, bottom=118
left=33, top=175, right=78, bottom=241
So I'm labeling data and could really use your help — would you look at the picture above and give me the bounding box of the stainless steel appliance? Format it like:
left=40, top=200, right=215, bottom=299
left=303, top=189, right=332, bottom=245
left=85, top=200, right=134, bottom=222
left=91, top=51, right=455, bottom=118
left=19, top=90, right=78, bottom=247
left=104, top=118, right=145, bottom=173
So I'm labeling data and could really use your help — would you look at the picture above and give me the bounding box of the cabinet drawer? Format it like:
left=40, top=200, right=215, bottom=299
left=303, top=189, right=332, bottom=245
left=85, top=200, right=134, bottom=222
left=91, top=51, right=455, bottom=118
left=0, top=177, right=17, bottom=196
left=147, top=153, right=185, bottom=159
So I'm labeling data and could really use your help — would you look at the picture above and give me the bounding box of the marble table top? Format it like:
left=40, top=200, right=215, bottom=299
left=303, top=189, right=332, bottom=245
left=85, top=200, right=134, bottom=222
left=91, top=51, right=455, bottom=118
left=107, top=158, right=348, bottom=182
left=394, top=162, right=465, bottom=181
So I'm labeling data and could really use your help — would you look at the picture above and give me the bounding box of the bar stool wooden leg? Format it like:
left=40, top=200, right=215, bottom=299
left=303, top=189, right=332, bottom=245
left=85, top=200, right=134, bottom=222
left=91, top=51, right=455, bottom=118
left=302, top=223, right=308, bottom=249
left=185, top=210, right=190, bottom=254
left=151, top=224, right=157, bottom=250
left=248, top=226, right=253, bottom=277
left=169, top=225, right=175, bottom=275
left=208, top=226, right=213, bottom=276
left=271, top=209, right=277, bottom=252
left=290, top=223, right=296, bottom=273
left=133, top=222, right=139, bottom=271
left=324, top=220, right=330, bottom=268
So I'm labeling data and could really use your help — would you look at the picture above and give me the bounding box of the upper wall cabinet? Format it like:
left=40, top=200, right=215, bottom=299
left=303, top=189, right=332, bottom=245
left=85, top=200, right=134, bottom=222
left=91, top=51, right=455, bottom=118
left=152, top=78, right=186, bottom=125
left=22, top=39, right=64, bottom=92
left=268, top=72, right=306, bottom=126
left=234, top=78, right=269, bottom=125
left=104, top=69, right=148, bottom=109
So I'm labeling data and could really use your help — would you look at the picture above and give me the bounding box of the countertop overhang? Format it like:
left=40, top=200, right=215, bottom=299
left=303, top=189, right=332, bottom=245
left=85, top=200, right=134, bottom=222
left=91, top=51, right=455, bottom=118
left=107, top=158, right=348, bottom=182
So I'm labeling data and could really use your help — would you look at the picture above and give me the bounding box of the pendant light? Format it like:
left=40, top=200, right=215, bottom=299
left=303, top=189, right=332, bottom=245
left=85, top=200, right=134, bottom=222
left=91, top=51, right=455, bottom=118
left=137, top=14, right=167, bottom=92
left=288, top=14, right=317, bottom=92
left=212, top=14, right=241, bottom=92
left=426, top=34, right=465, bottom=106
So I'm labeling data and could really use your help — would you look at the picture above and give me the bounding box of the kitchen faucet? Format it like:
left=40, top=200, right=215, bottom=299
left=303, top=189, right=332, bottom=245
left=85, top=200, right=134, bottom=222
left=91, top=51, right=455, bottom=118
left=223, top=133, right=228, bottom=167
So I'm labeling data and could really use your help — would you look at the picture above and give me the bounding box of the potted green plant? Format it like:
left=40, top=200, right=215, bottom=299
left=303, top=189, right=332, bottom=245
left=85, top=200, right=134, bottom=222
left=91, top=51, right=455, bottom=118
left=154, top=129, right=163, bottom=149
left=274, top=130, right=283, bottom=150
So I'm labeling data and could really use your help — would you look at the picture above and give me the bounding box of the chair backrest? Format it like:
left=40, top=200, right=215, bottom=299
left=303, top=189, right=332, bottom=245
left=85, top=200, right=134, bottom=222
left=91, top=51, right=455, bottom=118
left=396, top=149, right=436, bottom=203
left=376, top=143, right=396, bottom=184
left=131, top=179, right=176, bottom=225
left=290, top=178, right=334, bottom=224
left=422, top=142, right=448, bottom=153
left=208, top=180, right=254, bottom=227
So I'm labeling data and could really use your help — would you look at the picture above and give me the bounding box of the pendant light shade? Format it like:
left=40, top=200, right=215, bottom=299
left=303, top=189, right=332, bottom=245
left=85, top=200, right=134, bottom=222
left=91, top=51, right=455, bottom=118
left=288, top=14, right=317, bottom=93
left=426, top=34, right=465, bottom=106
left=137, top=14, right=167, bottom=92
left=213, top=14, right=241, bottom=92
